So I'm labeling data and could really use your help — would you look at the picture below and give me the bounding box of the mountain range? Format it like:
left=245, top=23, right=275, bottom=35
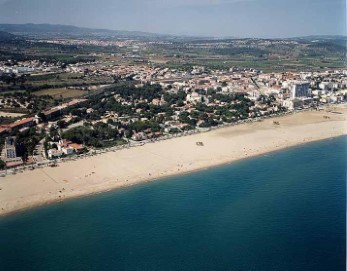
left=0, top=23, right=345, bottom=42
left=0, top=23, right=174, bottom=40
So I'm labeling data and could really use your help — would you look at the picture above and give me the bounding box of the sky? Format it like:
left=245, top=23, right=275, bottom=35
left=0, top=0, right=345, bottom=38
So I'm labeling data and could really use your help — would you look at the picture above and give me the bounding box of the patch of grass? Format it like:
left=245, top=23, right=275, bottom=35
left=33, top=88, right=86, bottom=99
left=0, top=90, right=26, bottom=95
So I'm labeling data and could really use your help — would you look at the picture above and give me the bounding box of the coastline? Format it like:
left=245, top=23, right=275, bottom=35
left=0, top=105, right=346, bottom=216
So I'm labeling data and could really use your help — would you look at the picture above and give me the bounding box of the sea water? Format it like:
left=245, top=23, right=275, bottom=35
left=0, top=136, right=345, bottom=271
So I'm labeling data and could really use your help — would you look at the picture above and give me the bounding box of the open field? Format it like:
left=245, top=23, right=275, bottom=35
left=0, top=71, right=114, bottom=94
left=27, top=72, right=113, bottom=85
left=32, top=87, right=86, bottom=99
left=0, top=111, right=25, bottom=117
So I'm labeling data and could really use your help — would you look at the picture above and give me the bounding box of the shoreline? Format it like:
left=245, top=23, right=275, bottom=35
left=0, top=105, right=346, bottom=217
left=3, top=135, right=345, bottom=218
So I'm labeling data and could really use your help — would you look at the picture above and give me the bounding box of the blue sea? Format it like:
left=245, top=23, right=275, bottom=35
left=0, top=136, right=346, bottom=271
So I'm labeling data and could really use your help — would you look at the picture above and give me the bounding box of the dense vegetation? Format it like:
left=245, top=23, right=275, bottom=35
left=14, top=127, right=43, bottom=161
left=107, top=83, right=163, bottom=101
left=62, top=123, right=121, bottom=148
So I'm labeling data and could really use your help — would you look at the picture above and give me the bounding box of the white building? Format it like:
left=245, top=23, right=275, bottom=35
left=186, top=92, right=209, bottom=104
left=282, top=99, right=303, bottom=110
left=58, top=140, right=76, bottom=155
left=47, top=149, right=64, bottom=159
left=318, top=82, right=333, bottom=91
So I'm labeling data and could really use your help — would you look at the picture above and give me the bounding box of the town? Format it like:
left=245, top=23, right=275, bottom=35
left=0, top=56, right=346, bottom=174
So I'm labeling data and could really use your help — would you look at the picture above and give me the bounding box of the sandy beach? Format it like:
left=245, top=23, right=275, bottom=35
left=0, top=105, right=346, bottom=216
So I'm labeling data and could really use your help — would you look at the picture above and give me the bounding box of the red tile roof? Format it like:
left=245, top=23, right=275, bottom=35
left=9, top=117, right=34, bottom=128
left=69, top=143, right=84, bottom=150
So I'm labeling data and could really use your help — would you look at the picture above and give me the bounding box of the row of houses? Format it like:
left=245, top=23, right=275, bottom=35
left=0, top=117, right=36, bottom=135
left=43, top=98, right=88, bottom=120
left=0, top=99, right=87, bottom=135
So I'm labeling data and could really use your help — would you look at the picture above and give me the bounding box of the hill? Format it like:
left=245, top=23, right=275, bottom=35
left=0, top=31, right=18, bottom=41
left=0, top=23, right=170, bottom=40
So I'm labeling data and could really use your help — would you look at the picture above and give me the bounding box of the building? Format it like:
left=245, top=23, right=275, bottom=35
left=1, top=136, right=23, bottom=168
left=318, top=82, right=333, bottom=91
left=57, top=140, right=75, bottom=155
left=282, top=98, right=313, bottom=110
left=282, top=99, right=304, bottom=110
left=291, top=82, right=311, bottom=98
left=131, top=132, right=147, bottom=141
left=43, top=99, right=88, bottom=120
left=47, top=149, right=64, bottom=159
left=43, top=107, right=63, bottom=120
left=186, top=92, right=209, bottom=104
left=0, top=117, right=37, bottom=135
left=9, top=117, right=36, bottom=132
left=57, top=140, right=84, bottom=155
left=4, top=136, right=17, bottom=159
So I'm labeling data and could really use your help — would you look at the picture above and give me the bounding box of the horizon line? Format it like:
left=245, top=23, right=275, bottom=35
left=0, top=22, right=346, bottom=40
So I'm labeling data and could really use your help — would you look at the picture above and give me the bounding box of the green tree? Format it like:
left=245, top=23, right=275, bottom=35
left=0, top=159, right=5, bottom=170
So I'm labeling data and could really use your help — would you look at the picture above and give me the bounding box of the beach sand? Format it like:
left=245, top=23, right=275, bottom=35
left=0, top=105, right=346, bottom=216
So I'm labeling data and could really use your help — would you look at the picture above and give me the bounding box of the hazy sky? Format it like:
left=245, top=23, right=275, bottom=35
left=0, top=0, right=345, bottom=37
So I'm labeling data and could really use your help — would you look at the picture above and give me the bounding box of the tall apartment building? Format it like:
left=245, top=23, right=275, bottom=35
left=4, top=136, right=17, bottom=159
left=291, top=82, right=311, bottom=98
